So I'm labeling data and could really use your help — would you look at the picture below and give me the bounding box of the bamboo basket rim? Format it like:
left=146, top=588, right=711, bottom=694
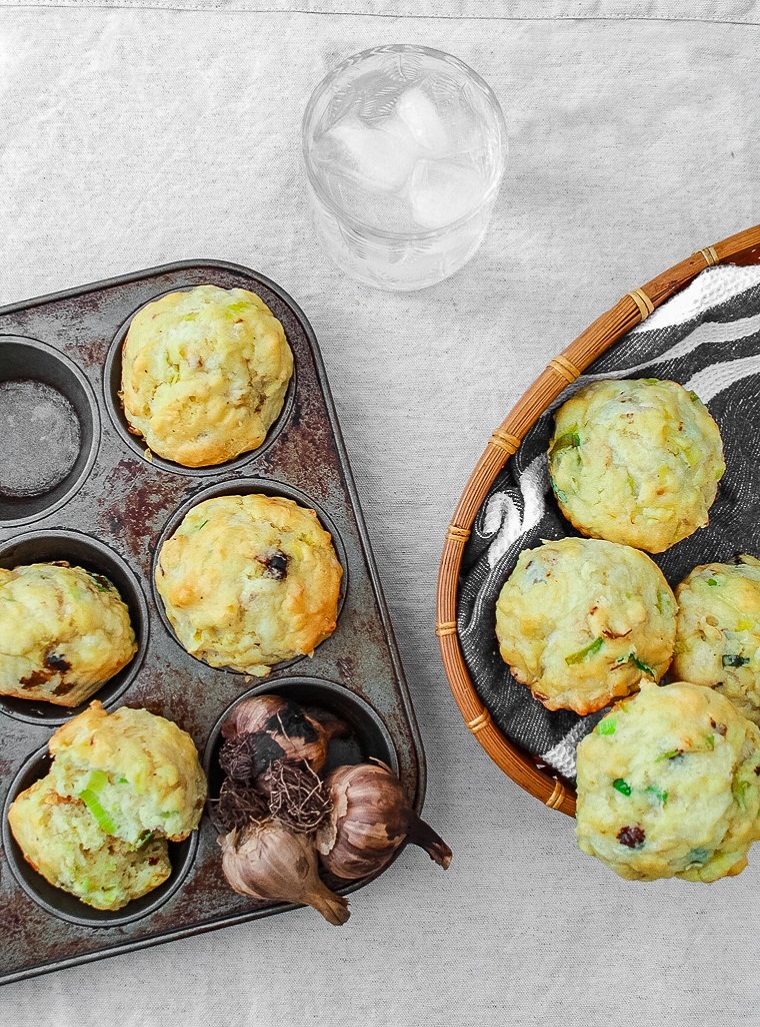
left=436, top=224, right=760, bottom=818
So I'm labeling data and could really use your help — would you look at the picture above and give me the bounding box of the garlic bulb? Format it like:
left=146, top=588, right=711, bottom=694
left=219, top=819, right=350, bottom=925
left=220, top=695, right=347, bottom=779
left=316, top=762, right=452, bottom=880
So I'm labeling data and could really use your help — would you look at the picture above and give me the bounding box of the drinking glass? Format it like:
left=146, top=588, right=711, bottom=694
left=302, top=44, right=508, bottom=291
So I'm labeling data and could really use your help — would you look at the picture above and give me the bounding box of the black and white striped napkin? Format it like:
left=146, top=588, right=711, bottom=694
left=457, top=264, right=760, bottom=780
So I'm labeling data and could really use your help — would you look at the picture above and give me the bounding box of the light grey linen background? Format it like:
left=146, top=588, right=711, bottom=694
left=0, top=4, right=759, bottom=1025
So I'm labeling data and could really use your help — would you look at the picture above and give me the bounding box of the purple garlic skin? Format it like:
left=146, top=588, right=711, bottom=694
left=221, top=694, right=348, bottom=778
left=219, top=818, right=350, bottom=926
left=316, top=762, right=452, bottom=881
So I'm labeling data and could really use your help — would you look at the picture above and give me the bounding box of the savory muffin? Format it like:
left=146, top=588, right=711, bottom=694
left=8, top=773, right=171, bottom=911
left=673, top=556, right=760, bottom=725
left=121, top=285, right=294, bottom=467
left=49, top=701, right=206, bottom=846
left=0, top=562, right=137, bottom=707
left=495, top=537, right=676, bottom=715
left=548, top=378, right=724, bottom=553
left=576, top=681, right=760, bottom=882
left=155, top=494, right=342, bottom=676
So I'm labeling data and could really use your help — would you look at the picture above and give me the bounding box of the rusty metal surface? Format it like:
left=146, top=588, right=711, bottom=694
left=0, top=260, right=425, bottom=984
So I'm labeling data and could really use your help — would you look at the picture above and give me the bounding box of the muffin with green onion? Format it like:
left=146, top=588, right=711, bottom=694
left=121, top=285, right=293, bottom=467
left=576, top=681, right=760, bottom=881
left=548, top=378, right=724, bottom=554
left=7, top=701, right=205, bottom=911
left=48, top=701, right=207, bottom=845
left=8, top=774, right=171, bottom=911
left=673, top=556, right=760, bottom=725
left=495, top=537, right=676, bottom=715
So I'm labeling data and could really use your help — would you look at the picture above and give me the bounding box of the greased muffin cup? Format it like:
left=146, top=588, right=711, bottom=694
left=0, top=261, right=423, bottom=986
left=0, top=336, right=99, bottom=525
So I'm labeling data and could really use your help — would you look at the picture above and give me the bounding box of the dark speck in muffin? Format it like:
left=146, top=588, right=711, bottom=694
left=44, top=652, right=71, bottom=673
left=617, top=824, right=646, bottom=848
left=258, top=550, right=289, bottom=580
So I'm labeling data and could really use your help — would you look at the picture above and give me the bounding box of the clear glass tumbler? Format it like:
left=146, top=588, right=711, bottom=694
left=302, top=44, right=508, bottom=292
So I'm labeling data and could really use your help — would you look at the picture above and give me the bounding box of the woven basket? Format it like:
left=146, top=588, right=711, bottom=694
left=436, top=224, right=760, bottom=818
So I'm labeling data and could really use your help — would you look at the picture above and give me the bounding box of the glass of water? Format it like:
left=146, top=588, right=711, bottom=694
left=302, top=44, right=508, bottom=291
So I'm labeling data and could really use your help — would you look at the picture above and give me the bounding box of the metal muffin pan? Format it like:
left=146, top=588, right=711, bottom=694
left=0, top=260, right=425, bottom=984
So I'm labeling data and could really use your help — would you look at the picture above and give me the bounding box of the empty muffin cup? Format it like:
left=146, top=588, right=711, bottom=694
left=103, top=290, right=296, bottom=477
left=0, top=530, right=148, bottom=726
left=2, top=745, right=198, bottom=929
left=0, top=337, right=99, bottom=525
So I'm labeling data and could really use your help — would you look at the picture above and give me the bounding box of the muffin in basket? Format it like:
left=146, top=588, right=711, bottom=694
left=0, top=562, right=137, bottom=707
left=121, top=285, right=293, bottom=467
left=672, top=555, right=760, bottom=725
left=575, top=681, right=760, bottom=882
left=495, top=537, right=676, bottom=715
left=154, top=494, right=343, bottom=676
left=548, top=378, right=724, bottom=553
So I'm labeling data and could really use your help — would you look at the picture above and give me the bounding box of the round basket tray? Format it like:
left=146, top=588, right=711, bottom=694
left=436, top=223, right=760, bottom=818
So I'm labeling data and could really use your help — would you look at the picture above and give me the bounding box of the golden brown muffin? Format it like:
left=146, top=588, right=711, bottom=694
left=49, top=701, right=207, bottom=845
left=495, top=537, right=676, bottom=714
left=548, top=378, right=724, bottom=553
left=8, top=773, right=171, bottom=911
left=121, top=285, right=294, bottom=467
left=576, top=681, right=760, bottom=882
left=155, top=494, right=342, bottom=676
left=0, top=562, right=137, bottom=707
left=673, top=556, right=760, bottom=725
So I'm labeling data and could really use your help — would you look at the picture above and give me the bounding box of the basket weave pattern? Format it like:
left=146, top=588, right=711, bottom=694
left=436, top=225, right=760, bottom=817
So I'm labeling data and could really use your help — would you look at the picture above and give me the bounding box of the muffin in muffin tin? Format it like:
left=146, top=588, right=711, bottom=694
left=120, top=285, right=294, bottom=468
left=8, top=772, right=173, bottom=912
left=154, top=493, right=343, bottom=677
left=0, top=562, right=137, bottom=707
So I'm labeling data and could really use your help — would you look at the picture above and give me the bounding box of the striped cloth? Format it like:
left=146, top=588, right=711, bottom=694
left=457, top=264, right=760, bottom=780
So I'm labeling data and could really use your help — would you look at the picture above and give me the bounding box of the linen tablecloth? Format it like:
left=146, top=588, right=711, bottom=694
left=0, top=3, right=759, bottom=1024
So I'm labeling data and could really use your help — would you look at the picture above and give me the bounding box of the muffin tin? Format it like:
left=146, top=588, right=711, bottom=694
left=0, top=260, right=425, bottom=984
